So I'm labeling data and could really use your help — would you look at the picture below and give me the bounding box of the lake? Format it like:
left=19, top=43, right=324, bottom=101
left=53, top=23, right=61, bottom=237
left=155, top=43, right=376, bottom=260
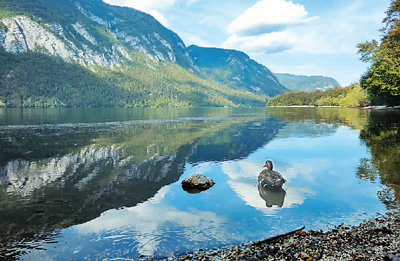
left=0, top=107, right=399, bottom=260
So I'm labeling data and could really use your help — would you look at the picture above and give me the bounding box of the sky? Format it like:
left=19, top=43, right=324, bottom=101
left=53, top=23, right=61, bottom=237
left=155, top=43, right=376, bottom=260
left=102, top=0, right=392, bottom=86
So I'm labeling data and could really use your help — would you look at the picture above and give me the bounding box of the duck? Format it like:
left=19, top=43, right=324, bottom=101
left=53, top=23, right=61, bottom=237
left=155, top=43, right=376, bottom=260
left=258, top=160, right=286, bottom=189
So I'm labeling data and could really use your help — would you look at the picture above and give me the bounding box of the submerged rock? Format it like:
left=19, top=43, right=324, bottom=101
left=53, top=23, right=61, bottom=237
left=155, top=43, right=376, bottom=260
left=181, top=174, right=215, bottom=193
left=258, top=160, right=286, bottom=189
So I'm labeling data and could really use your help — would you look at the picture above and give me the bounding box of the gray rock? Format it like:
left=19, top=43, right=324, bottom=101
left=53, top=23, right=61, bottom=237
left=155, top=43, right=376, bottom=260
left=181, top=174, right=215, bottom=193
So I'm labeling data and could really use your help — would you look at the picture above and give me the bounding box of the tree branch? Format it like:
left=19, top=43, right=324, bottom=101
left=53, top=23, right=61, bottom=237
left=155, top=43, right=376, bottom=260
left=253, top=226, right=306, bottom=246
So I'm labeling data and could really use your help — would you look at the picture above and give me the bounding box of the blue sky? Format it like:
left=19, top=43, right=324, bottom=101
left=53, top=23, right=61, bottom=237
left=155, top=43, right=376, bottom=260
left=102, top=0, right=392, bottom=86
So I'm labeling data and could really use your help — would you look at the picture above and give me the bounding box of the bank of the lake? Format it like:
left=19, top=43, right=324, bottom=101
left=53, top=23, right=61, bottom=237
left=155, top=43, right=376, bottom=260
left=149, top=208, right=400, bottom=260
left=268, top=105, right=400, bottom=110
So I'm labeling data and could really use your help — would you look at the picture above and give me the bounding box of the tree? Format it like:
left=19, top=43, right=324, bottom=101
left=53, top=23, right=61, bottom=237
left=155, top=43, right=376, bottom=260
left=357, top=0, right=400, bottom=105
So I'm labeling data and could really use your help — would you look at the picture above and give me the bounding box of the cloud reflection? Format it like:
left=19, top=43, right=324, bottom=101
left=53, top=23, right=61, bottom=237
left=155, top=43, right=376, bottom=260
left=222, top=159, right=316, bottom=213
left=75, top=186, right=228, bottom=257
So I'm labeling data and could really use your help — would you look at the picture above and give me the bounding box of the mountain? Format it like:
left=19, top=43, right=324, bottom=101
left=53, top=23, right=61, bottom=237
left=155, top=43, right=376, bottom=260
left=0, top=0, right=268, bottom=108
left=0, top=0, right=190, bottom=68
left=188, top=45, right=288, bottom=97
left=276, top=73, right=341, bottom=92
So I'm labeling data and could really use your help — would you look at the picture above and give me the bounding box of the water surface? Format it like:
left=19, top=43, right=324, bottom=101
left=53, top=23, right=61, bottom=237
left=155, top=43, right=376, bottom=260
left=0, top=107, right=399, bottom=259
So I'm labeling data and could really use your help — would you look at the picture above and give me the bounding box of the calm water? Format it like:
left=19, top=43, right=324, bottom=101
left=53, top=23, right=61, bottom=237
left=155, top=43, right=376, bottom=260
left=0, top=107, right=399, bottom=260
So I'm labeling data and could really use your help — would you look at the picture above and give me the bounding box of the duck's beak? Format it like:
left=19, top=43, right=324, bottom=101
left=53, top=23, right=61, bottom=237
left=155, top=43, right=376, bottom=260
left=263, top=164, right=268, bottom=168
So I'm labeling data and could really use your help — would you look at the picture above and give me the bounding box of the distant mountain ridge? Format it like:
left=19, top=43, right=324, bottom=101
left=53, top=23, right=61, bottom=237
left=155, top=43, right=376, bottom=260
left=276, top=73, right=341, bottom=92
left=188, top=45, right=288, bottom=97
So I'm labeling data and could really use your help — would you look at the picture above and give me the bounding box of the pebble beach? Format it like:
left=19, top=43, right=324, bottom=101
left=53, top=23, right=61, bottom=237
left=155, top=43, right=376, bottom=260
left=143, top=209, right=400, bottom=260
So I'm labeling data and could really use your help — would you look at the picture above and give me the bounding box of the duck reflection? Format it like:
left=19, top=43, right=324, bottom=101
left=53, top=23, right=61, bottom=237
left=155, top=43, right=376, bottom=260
left=258, top=184, right=286, bottom=208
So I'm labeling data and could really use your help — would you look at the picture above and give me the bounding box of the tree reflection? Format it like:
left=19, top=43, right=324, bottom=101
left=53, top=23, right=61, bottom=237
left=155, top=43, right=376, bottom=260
left=358, top=110, right=400, bottom=205
left=356, top=158, right=379, bottom=182
left=270, top=107, right=400, bottom=207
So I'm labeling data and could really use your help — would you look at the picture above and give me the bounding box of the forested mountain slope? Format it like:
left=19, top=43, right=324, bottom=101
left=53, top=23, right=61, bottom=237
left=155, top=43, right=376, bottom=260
left=187, top=45, right=288, bottom=97
left=0, top=0, right=273, bottom=107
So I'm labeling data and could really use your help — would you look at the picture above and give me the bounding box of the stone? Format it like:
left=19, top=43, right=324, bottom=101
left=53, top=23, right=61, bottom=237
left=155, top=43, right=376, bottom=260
left=181, top=174, right=215, bottom=193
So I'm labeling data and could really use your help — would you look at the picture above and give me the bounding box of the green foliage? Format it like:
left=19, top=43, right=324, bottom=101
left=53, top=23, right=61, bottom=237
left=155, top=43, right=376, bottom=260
left=358, top=0, right=400, bottom=105
left=360, top=58, right=400, bottom=105
left=267, top=84, right=368, bottom=108
left=315, top=96, right=341, bottom=106
left=266, top=91, right=315, bottom=106
left=339, top=84, right=369, bottom=107
left=0, top=21, right=6, bottom=31
left=0, top=49, right=128, bottom=107
left=357, top=40, right=379, bottom=63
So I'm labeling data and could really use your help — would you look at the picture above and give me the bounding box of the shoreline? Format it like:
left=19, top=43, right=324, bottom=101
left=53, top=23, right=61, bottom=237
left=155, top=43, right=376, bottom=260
left=268, top=105, right=400, bottom=110
left=142, top=208, right=400, bottom=260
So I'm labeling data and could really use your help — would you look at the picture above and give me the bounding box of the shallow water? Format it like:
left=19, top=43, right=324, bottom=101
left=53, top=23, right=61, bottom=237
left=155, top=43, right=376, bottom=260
left=0, top=107, right=399, bottom=259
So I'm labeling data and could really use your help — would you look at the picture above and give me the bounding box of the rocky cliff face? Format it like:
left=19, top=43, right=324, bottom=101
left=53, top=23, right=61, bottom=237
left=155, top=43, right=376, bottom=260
left=0, top=16, right=128, bottom=67
left=0, top=0, right=192, bottom=68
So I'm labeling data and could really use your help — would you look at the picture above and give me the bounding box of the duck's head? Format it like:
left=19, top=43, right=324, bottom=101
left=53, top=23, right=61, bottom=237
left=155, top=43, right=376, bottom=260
left=263, top=160, right=273, bottom=170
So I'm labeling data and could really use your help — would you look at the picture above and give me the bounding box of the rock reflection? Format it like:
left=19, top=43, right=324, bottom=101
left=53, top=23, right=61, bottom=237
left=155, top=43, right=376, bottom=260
left=258, top=184, right=286, bottom=208
left=182, top=187, right=207, bottom=194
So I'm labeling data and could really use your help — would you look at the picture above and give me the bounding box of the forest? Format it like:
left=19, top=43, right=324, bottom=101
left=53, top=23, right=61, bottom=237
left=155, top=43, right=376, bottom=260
left=266, top=84, right=367, bottom=107
left=0, top=49, right=265, bottom=108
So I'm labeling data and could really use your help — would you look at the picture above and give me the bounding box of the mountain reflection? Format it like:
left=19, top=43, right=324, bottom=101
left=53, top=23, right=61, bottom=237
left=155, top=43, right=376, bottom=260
left=0, top=115, right=285, bottom=258
left=1, top=107, right=397, bottom=260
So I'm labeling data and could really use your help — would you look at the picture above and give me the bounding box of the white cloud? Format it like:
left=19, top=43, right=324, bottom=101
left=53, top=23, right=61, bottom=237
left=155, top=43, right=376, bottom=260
left=223, top=31, right=296, bottom=54
left=227, top=0, right=314, bottom=36
left=223, top=0, right=317, bottom=55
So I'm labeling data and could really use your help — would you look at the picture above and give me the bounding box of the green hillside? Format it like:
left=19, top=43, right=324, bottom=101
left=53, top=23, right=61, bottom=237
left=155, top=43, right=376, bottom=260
left=267, top=83, right=367, bottom=107
left=0, top=0, right=268, bottom=108
left=0, top=49, right=265, bottom=108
